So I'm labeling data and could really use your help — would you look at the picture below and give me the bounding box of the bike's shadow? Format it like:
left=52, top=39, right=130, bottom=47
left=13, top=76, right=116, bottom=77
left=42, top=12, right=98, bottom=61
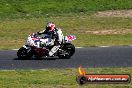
left=14, top=57, right=68, bottom=60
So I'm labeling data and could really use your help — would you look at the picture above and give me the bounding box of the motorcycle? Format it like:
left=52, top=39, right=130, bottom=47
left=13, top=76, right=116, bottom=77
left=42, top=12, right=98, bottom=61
left=17, top=33, right=76, bottom=59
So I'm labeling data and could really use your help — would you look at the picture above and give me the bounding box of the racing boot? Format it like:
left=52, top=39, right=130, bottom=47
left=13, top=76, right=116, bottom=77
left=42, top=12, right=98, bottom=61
left=49, top=45, right=60, bottom=56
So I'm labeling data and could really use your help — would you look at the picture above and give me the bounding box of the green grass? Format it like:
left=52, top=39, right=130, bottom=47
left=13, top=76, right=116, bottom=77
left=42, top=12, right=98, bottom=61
left=0, top=0, right=132, bottom=49
left=0, top=0, right=132, bottom=19
left=0, top=68, right=131, bottom=88
left=0, top=16, right=132, bottom=49
left=74, top=34, right=132, bottom=47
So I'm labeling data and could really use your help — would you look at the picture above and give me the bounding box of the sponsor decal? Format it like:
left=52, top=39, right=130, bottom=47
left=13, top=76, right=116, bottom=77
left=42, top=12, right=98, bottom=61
left=76, top=66, right=131, bottom=85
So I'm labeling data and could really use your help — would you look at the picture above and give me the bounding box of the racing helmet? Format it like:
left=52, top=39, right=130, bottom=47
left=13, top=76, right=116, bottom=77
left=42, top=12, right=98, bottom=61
left=46, top=22, right=55, bottom=32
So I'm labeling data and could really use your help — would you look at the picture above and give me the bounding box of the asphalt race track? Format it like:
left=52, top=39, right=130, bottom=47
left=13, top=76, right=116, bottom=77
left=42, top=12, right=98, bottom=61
left=0, top=46, right=132, bottom=70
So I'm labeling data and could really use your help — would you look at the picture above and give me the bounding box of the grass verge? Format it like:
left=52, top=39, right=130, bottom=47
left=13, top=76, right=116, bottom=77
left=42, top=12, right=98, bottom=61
left=0, top=68, right=131, bottom=88
left=0, top=16, right=132, bottom=49
left=0, top=0, right=132, bottom=19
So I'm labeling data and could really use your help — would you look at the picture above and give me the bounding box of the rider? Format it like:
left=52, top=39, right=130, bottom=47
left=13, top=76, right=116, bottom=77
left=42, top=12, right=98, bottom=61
left=37, top=22, right=63, bottom=56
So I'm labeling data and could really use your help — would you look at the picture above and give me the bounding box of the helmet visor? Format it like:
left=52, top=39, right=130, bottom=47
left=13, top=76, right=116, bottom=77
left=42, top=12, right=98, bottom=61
left=46, top=27, right=51, bottom=31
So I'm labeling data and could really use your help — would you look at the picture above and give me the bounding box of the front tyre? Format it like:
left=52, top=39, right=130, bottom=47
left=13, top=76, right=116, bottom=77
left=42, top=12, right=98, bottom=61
left=58, top=44, right=75, bottom=59
left=17, top=47, right=32, bottom=59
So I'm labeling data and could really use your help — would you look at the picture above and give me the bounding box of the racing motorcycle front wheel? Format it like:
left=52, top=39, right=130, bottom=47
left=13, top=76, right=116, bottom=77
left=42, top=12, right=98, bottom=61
left=58, top=44, right=75, bottom=59
left=17, top=47, right=33, bottom=59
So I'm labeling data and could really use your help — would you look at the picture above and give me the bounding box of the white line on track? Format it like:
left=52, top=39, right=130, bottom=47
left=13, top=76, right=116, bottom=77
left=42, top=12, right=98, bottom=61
left=12, top=45, right=132, bottom=50
left=75, top=47, right=83, bottom=48
left=98, top=46, right=110, bottom=47
left=12, top=47, right=84, bottom=50
left=12, top=49, right=19, bottom=50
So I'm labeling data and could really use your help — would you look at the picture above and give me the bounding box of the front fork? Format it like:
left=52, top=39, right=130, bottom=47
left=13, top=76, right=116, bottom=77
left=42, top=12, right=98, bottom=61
left=23, top=45, right=31, bottom=53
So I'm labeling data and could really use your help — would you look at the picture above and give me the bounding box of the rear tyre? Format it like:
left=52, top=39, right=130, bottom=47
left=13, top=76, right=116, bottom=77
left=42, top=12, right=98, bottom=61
left=17, top=47, right=33, bottom=59
left=58, top=44, right=75, bottom=59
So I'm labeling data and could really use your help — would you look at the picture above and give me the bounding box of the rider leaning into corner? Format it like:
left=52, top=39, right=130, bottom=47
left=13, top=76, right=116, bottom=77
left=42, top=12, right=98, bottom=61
left=36, top=22, right=63, bottom=57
